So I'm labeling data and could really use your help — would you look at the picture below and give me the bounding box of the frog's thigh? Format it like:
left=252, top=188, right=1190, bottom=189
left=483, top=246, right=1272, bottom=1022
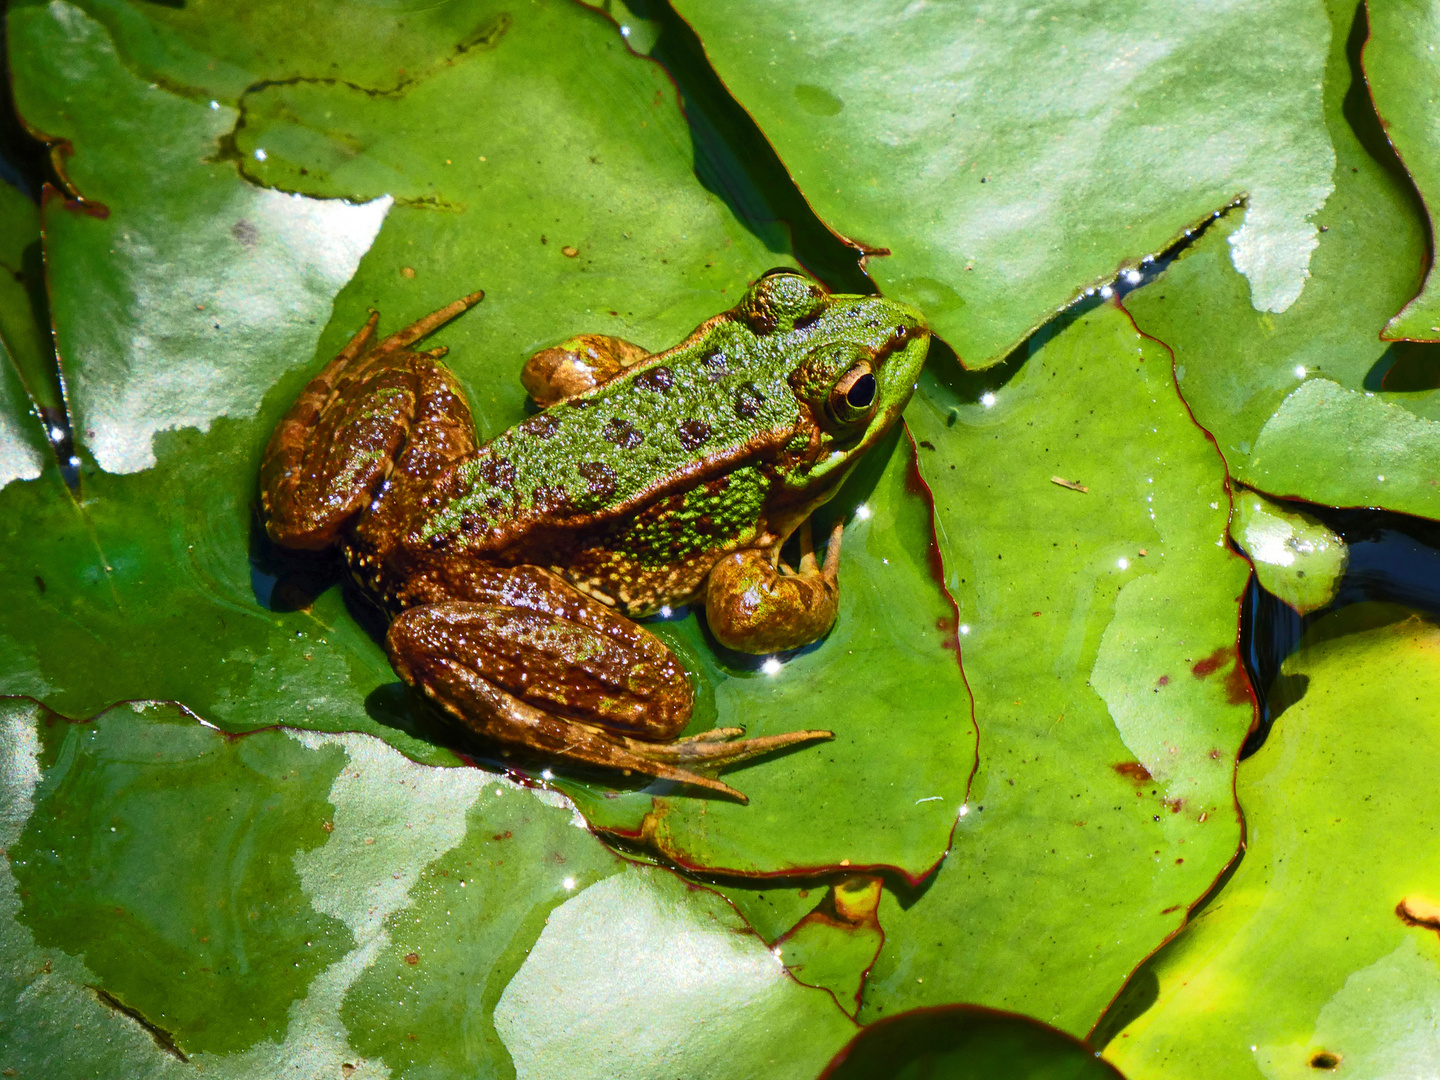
left=705, top=546, right=840, bottom=655
left=387, top=600, right=693, bottom=743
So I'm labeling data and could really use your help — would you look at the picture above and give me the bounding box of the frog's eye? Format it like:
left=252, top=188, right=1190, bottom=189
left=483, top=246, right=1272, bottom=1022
left=739, top=271, right=827, bottom=334
left=827, top=361, right=878, bottom=426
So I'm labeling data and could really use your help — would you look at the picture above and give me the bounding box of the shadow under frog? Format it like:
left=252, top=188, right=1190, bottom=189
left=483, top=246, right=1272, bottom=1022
left=253, top=269, right=930, bottom=802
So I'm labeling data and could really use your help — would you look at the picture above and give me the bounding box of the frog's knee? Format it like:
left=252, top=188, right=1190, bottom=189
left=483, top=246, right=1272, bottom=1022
left=521, top=334, right=649, bottom=407
left=705, top=552, right=838, bottom=655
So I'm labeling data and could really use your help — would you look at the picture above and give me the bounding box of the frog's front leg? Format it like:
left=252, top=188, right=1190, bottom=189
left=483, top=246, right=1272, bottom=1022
left=387, top=567, right=832, bottom=802
left=520, top=333, right=649, bottom=407
left=705, top=521, right=844, bottom=655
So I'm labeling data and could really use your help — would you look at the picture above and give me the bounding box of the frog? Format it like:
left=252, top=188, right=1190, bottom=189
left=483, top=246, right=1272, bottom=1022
left=259, top=269, right=929, bottom=802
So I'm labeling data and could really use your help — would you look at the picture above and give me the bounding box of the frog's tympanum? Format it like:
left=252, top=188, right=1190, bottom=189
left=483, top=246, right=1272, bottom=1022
left=260, top=271, right=929, bottom=801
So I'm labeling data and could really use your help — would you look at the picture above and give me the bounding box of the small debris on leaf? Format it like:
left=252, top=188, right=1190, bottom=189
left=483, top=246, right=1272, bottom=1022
left=1050, top=476, right=1088, bottom=493
left=562, top=246, right=579, bottom=257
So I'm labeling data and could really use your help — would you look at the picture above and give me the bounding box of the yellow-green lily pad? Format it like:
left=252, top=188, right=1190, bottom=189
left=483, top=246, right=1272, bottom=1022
left=1104, top=606, right=1440, bottom=1078
left=1231, top=489, right=1348, bottom=614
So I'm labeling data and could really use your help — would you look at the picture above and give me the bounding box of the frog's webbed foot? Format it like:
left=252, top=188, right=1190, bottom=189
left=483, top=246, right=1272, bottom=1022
left=521, top=333, right=650, bottom=407
left=704, top=520, right=844, bottom=655
left=259, top=292, right=484, bottom=550
left=387, top=589, right=832, bottom=803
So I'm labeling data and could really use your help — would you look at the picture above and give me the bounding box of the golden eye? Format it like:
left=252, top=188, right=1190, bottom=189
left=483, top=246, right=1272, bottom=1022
left=827, top=362, right=877, bottom=425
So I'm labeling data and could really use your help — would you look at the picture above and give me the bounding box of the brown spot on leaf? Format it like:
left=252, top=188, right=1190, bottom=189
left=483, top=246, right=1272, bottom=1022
left=404, top=952, right=419, bottom=966
left=1192, top=647, right=1229, bottom=677
left=1397, top=895, right=1440, bottom=932
left=562, top=246, right=578, bottom=257
left=1114, top=761, right=1153, bottom=783
left=401, top=266, right=416, bottom=278
left=1310, top=1052, right=1341, bottom=1070
left=1156, top=674, right=1170, bottom=687
left=1225, top=661, right=1255, bottom=706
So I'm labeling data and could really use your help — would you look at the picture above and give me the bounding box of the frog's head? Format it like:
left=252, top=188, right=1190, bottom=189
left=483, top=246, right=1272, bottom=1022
left=736, top=269, right=930, bottom=486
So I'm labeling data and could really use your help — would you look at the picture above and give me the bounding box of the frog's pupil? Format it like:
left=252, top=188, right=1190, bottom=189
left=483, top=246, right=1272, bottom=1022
left=846, top=374, right=877, bottom=409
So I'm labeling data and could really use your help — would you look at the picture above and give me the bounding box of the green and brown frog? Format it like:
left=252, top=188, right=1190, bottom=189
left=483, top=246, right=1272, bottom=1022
left=259, top=270, right=929, bottom=801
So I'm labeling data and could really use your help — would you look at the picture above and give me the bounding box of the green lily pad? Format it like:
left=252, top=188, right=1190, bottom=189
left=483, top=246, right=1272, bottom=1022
left=0, top=696, right=856, bottom=1076
left=670, top=0, right=1335, bottom=366
left=861, top=302, right=1253, bottom=1033
left=1121, top=0, right=1440, bottom=518
left=1103, top=606, right=1440, bottom=1078
left=493, top=864, right=856, bottom=1079
left=1363, top=0, right=1440, bottom=341
left=1231, top=489, right=1347, bottom=615
left=774, top=875, right=885, bottom=1018
left=9, top=700, right=352, bottom=1057
left=0, top=179, right=64, bottom=420
left=0, top=332, right=46, bottom=490
left=821, top=1005, right=1125, bottom=1080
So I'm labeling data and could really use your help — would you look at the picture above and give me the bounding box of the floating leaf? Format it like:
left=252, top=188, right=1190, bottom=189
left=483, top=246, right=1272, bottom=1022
left=821, top=1004, right=1125, bottom=1080
left=1363, top=0, right=1440, bottom=341
left=493, top=864, right=856, bottom=1080
left=1103, top=606, right=1440, bottom=1078
left=1231, top=489, right=1347, bottom=614
left=0, top=179, right=63, bottom=419
left=670, top=0, right=1335, bottom=366
left=0, top=697, right=855, bottom=1076
left=863, top=302, right=1252, bottom=1033
left=774, top=875, right=885, bottom=1018
left=1122, top=0, right=1440, bottom=517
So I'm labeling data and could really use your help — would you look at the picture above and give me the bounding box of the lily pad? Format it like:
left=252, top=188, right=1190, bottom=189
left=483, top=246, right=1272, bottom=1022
left=1363, top=0, right=1440, bottom=341
left=821, top=1005, right=1125, bottom=1080
left=9, top=700, right=352, bottom=1056
left=1121, top=0, right=1440, bottom=518
left=1103, top=606, right=1440, bottom=1078
left=0, top=178, right=64, bottom=420
left=0, top=696, right=856, bottom=1076
left=670, top=0, right=1335, bottom=366
left=493, top=864, right=857, bottom=1079
left=1230, top=489, right=1348, bottom=615
left=0, top=332, right=45, bottom=490
left=862, top=302, right=1253, bottom=1033
left=774, top=875, right=885, bottom=1018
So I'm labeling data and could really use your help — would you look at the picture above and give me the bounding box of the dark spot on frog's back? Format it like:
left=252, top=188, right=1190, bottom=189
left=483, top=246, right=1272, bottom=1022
left=704, top=351, right=730, bottom=377
left=677, top=419, right=711, bottom=450
left=519, top=413, right=560, bottom=439
left=478, top=456, right=516, bottom=490
left=602, top=417, right=643, bottom=449
left=577, top=461, right=617, bottom=499
left=532, top=485, right=570, bottom=514
left=734, top=383, right=765, bottom=418
left=634, top=366, right=673, bottom=392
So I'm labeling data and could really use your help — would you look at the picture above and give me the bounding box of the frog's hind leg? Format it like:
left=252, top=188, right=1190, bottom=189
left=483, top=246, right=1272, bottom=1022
left=386, top=584, right=832, bottom=803
left=259, top=292, right=484, bottom=550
